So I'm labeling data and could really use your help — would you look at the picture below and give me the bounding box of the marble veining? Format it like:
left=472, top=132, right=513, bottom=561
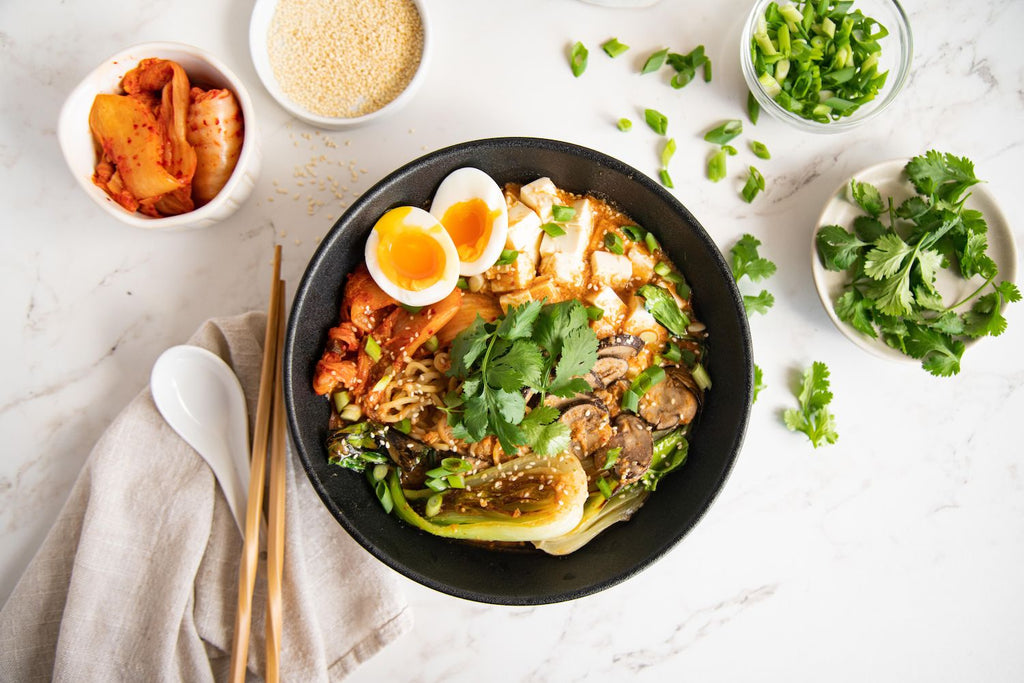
left=2, top=0, right=1024, bottom=680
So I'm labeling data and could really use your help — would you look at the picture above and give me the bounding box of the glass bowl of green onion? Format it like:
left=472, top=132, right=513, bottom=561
left=740, top=0, right=912, bottom=133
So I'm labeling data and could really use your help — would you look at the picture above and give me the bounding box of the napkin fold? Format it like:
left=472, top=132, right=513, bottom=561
left=0, top=312, right=411, bottom=682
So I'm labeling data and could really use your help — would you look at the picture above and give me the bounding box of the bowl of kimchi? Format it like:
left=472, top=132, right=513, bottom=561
left=58, top=42, right=261, bottom=231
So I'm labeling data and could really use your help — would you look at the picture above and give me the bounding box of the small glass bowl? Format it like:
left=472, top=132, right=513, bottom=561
left=739, top=0, right=912, bottom=133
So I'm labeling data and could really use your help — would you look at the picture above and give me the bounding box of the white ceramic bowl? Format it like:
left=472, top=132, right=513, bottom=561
left=58, top=42, right=261, bottom=231
left=812, top=158, right=1018, bottom=363
left=249, top=0, right=431, bottom=129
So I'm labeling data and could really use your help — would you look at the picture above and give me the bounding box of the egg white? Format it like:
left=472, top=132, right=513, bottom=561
left=429, top=167, right=509, bottom=276
left=364, top=206, right=460, bottom=307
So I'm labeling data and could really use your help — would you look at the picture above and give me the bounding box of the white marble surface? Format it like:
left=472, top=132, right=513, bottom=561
left=3, top=0, right=1023, bottom=679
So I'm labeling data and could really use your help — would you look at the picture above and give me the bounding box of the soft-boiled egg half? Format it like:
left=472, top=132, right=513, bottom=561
left=429, top=167, right=508, bottom=276
left=364, top=206, right=460, bottom=307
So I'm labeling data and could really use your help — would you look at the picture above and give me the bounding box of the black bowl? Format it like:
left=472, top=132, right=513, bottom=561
left=284, top=137, right=753, bottom=605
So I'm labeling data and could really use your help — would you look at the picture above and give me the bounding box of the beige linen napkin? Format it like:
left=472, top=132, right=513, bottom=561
left=0, top=312, right=411, bottom=682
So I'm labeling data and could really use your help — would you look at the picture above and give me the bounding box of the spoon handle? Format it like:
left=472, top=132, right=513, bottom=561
left=230, top=246, right=282, bottom=683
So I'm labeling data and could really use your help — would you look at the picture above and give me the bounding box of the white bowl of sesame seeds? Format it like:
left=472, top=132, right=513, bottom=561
left=249, top=0, right=430, bottom=129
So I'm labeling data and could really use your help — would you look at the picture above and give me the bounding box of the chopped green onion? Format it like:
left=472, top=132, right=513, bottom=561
left=570, top=41, right=588, bottom=77
left=496, top=248, right=518, bottom=266
left=456, top=277, right=469, bottom=290
left=750, top=141, right=771, bottom=159
left=617, top=118, right=632, bottom=132
left=661, top=138, right=677, bottom=168
left=445, top=474, right=466, bottom=489
left=604, top=231, right=625, bottom=255
left=394, top=418, right=412, bottom=434
left=653, top=261, right=672, bottom=278
left=641, top=47, right=669, bottom=74
left=707, top=149, right=727, bottom=182
left=659, top=169, right=674, bottom=188
left=621, top=389, right=640, bottom=413
left=692, top=362, right=712, bottom=390
left=371, top=371, right=393, bottom=393
left=339, top=403, right=363, bottom=422
left=630, top=364, right=666, bottom=398
left=540, top=222, right=566, bottom=237
left=662, top=342, right=683, bottom=363
left=703, top=59, right=712, bottom=82
left=332, top=390, right=350, bottom=413
left=722, top=144, right=738, bottom=156
left=586, top=305, right=604, bottom=321
left=374, top=480, right=394, bottom=514
left=644, top=232, right=661, bottom=253
left=741, top=166, right=766, bottom=203
left=425, top=477, right=448, bottom=493
left=747, top=91, right=761, bottom=124
left=425, top=493, right=443, bottom=517
left=602, top=38, right=629, bottom=58
left=703, top=119, right=743, bottom=145
left=551, top=205, right=576, bottom=222
left=596, top=475, right=615, bottom=499
left=442, top=457, right=472, bottom=473
left=621, top=225, right=646, bottom=242
left=601, top=446, right=622, bottom=470
left=423, top=335, right=439, bottom=353
left=371, top=464, right=389, bottom=482
left=364, top=335, right=382, bottom=362
left=400, top=303, right=423, bottom=313
left=644, top=108, right=668, bottom=135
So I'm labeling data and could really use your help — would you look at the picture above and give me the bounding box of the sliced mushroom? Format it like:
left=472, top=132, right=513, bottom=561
left=558, top=398, right=612, bottom=459
left=637, top=366, right=701, bottom=431
left=597, top=334, right=644, bottom=360
left=594, top=413, right=654, bottom=485
left=588, top=356, right=630, bottom=388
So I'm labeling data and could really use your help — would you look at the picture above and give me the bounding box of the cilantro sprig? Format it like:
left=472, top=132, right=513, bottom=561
left=730, top=233, right=777, bottom=316
left=816, top=151, right=1019, bottom=376
left=445, top=300, right=598, bottom=455
left=784, top=361, right=838, bottom=448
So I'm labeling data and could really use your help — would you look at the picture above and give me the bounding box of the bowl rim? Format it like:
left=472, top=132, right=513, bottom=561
left=739, top=0, right=913, bottom=134
left=57, top=40, right=260, bottom=231
left=248, top=0, right=431, bottom=130
left=283, top=136, right=753, bottom=604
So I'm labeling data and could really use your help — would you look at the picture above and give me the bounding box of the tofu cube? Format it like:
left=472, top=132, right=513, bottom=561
left=518, top=177, right=560, bottom=222
left=590, top=250, right=633, bottom=289
left=538, top=198, right=593, bottom=284
left=485, top=251, right=536, bottom=293
left=628, top=246, right=656, bottom=283
left=506, top=199, right=544, bottom=262
left=587, top=285, right=627, bottom=338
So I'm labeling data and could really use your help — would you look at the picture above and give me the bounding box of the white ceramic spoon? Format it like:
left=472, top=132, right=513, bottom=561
left=150, top=345, right=251, bottom=534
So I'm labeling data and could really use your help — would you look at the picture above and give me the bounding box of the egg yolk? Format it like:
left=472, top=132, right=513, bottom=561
left=375, top=210, right=447, bottom=290
left=440, top=199, right=499, bottom=263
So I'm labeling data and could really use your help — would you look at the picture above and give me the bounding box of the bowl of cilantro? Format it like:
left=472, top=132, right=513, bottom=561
left=283, top=137, right=754, bottom=605
left=813, top=151, right=1019, bottom=376
left=740, top=0, right=912, bottom=132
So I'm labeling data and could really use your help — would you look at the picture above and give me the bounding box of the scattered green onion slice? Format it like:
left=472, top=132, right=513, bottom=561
left=601, top=446, right=622, bottom=470
left=703, top=59, right=712, bottom=82
left=586, top=305, right=604, bottom=321
left=394, top=418, right=412, bottom=435
left=604, top=231, right=625, bottom=255
left=661, top=138, right=677, bottom=168
left=371, top=464, right=389, bottom=482
left=621, top=389, right=640, bottom=413
left=653, top=261, right=672, bottom=278
left=339, top=403, right=363, bottom=422
left=659, top=169, right=674, bottom=188
left=747, top=91, right=761, bottom=124
left=703, top=119, right=743, bottom=145
left=540, top=222, right=567, bottom=237
left=570, top=41, right=588, bottom=77
left=602, top=37, right=629, bottom=58
left=551, top=205, right=576, bottom=222
left=644, top=108, right=668, bottom=135
left=332, top=390, right=350, bottom=413
left=741, top=166, right=766, bottom=203
left=751, top=140, right=771, bottom=159
left=374, top=480, right=394, bottom=513
left=496, top=248, right=518, bottom=266
left=662, top=342, right=683, bottom=364
left=641, top=47, right=669, bottom=74
left=596, top=476, right=615, bottom=499
left=425, top=477, right=448, bottom=493
left=423, top=335, right=439, bottom=353
left=456, top=277, right=469, bottom=290
left=692, top=362, right=712, bottom=391
left=400, top=303, right=422, bottom=313
left=708, top=149, right=727, bottom=182
left=617, top=118, right=632, bottom=132
left=446, top=474, right=466, bottom=489
left=630, top=365, right=667, bottom=399
left=722, top=144, right=738, bottom=156
left=425, top=493, right=443, bottom=517
left=364, top=335, right=382, bottom=362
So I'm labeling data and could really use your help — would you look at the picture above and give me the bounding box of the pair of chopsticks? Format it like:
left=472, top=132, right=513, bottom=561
left=230, top=245, right=287, bottom=683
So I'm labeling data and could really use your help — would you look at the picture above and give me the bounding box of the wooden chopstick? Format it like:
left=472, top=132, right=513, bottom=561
left=230, top=246, right=283, bottom=683
left=264, top=281, right=287, bottom=683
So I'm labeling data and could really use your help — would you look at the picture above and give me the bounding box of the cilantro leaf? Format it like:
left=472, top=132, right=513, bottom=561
left=863, top=233, right=913, bottom=280
left=849, top=179, right=883, bottom=216
left=816, top=224, right=867, bottom=271
left=495, top=300, right=542, bottom=340
left=551, top=325, right=598, bottom=388
left=834, top=289, right=877, bottom=338
left=730, top=234, right=776, bottom=281
left=488, top=339, right=544, bottom=391
left=743, top=290, right=775, bottom=316
left=752, top=364, right=765, bottom=404
left=962, top=281, right=1021, bottom=339
left=903, top=323, right=964, bottom=377
left=448, top=316, right=489, bottom=378
left=519, top=406, right=571, bottom=456
left=783, top=361, right=838, bottom=448
left=905, top=151, right=979, bottom=205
